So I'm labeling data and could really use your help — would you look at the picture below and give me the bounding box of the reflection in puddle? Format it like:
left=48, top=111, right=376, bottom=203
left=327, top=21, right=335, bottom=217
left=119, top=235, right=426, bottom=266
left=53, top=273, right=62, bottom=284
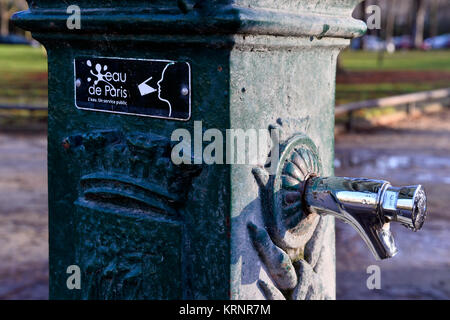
left=336, top=150, right=450, bottom=184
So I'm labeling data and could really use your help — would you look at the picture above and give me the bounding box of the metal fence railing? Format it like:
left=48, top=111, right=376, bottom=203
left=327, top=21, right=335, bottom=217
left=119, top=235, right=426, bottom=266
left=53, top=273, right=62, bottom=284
left=335, top=88, right=450, bottom=131
left=1, top=87, right=450, bottom=130
left=0, top=105, right=47, bottom=112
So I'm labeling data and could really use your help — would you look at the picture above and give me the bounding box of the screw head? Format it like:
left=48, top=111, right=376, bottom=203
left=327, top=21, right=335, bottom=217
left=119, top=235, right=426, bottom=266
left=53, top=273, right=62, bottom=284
left=181, top=87, right=189, bottom=96
left=62, top=139, right=71, bottom=150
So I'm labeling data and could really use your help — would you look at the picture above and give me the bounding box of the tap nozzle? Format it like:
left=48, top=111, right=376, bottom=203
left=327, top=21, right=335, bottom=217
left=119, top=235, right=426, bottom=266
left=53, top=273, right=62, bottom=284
left=380, top=185, right=427, bottom=231
left=304, top=177, right=427, bottom=260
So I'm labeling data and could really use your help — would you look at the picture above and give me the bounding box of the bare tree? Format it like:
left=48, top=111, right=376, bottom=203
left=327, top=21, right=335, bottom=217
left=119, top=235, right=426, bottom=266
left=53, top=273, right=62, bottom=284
left=385, top=0, right=397, bottom=45
left=413, top=0, right=428, bottom=48
left=429, top=0, right=439, bottom=38
left=0, top=0, right=28, bottom=36
left=353, top=0, right=366, bottom=50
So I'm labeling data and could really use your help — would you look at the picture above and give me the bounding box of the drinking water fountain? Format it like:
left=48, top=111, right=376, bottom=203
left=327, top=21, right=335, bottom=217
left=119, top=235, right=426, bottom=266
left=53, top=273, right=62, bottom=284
left=254, top=133, right=428, bottom=263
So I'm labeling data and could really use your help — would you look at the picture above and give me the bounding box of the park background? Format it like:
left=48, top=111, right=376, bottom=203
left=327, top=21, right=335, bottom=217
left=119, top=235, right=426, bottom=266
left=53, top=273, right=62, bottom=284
left=0, top=0, right=449, bottom=299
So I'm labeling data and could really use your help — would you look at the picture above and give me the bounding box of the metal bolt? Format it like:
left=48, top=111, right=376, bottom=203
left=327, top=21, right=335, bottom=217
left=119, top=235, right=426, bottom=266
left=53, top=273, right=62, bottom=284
left=62, top=139, right=71, bottom=150
left=76, top=79, right=81, bottom=87
left=181, top=87, right=189, bottom=96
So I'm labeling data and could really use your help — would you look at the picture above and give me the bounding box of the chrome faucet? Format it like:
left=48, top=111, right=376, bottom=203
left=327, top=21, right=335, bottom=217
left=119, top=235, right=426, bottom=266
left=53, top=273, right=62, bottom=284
left=304, top=177, right=427, bottom=260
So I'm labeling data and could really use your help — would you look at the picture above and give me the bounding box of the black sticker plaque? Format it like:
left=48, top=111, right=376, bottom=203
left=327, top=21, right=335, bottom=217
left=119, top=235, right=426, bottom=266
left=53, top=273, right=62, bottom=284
left=74, top=57, right=191, bottom=120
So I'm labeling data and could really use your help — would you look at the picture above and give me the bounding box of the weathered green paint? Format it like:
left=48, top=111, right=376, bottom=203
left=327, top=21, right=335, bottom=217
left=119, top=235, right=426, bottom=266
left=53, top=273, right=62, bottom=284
left=13, top=0, right=365, bottom=300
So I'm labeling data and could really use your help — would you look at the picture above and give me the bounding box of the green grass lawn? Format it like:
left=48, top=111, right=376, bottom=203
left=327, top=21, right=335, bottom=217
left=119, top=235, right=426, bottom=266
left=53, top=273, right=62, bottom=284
left=0, top=44, right=47, bottom=108
left=336, top=49, right=450, bottom=105
left=0, top=44, right=448, bottom=112
left=339, top=50, right=450, bottom=71
left=0, top=44, right=47, bottom=73
left=336, top=81, right=450, bottom=104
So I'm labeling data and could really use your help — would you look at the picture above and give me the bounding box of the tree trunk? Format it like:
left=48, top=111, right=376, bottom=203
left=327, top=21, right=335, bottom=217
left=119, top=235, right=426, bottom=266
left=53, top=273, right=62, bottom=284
left=385, top=0, right=397, bottom=45
left=414, top=0, right=428, bottom=49
left=429, top=0, right=439, bottom=38
left=0, top=1, right=9, bottom=36
left=354, top=1, right=365, bottom=50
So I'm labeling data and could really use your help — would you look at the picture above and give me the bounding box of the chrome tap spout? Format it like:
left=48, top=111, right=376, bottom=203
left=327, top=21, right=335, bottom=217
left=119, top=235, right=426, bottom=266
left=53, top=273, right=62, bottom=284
left=304, top=177, right=427, bottom=260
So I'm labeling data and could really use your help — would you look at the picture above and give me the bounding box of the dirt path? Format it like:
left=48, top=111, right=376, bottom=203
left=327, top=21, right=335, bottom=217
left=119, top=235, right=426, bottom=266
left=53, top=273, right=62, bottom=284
left=0, top=133, right=48, bottom=299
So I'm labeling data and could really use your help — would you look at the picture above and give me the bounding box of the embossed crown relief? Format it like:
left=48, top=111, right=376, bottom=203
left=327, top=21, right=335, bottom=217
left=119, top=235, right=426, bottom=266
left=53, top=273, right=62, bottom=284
left=250, top=120, right=331, bottom=300
left=62, top=129, right=202, bottom=217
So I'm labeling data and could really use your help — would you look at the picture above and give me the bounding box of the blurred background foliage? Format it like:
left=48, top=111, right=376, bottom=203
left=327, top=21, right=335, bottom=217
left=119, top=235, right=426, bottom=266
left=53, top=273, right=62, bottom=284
left=0, top=0, right=448, bottom=112
left=0, top=0, right=449, bottom=109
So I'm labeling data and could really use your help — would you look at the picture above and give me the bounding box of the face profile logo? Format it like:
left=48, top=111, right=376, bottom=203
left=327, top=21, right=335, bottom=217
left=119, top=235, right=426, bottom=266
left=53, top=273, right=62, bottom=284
left=138, top=62, right=178, bottom=118
left=157, top=62, right=175, bottom=117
